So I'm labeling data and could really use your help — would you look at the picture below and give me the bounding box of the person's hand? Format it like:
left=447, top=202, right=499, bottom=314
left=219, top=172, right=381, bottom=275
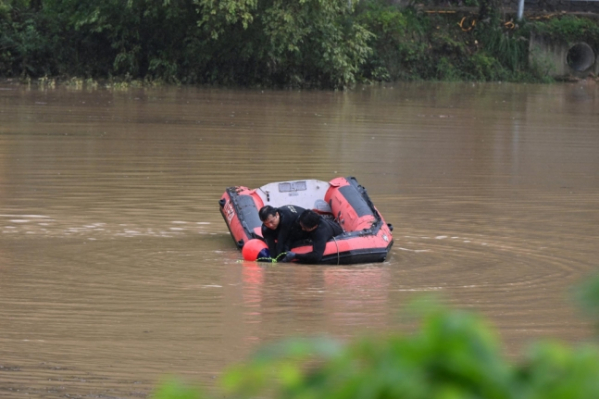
left=281, top=251, right=296, bottom=263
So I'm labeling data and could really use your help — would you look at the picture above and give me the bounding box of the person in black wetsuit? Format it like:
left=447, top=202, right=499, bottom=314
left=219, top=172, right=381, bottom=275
left=259, top=205, right=306, bottom=258
left=282, top=209, right=343, bottom=264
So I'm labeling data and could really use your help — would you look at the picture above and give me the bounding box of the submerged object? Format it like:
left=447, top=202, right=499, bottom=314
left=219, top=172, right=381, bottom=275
left=219, top=177, right=394, bottom=265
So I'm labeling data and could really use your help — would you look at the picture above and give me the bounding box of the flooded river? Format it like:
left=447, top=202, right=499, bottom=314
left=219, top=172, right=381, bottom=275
left=1, top=81, right=598, bottom=398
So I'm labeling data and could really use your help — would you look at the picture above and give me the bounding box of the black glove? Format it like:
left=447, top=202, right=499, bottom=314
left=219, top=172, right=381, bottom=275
left=281, top=251, right=296, bottom=263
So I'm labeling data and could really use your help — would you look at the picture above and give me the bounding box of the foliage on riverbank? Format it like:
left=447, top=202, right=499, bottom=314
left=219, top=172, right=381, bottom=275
left=0, top=0, right=594, bottom=88
left=151, top=273, right=599, bottom=399
left=530, top=15, right=599, bottom=46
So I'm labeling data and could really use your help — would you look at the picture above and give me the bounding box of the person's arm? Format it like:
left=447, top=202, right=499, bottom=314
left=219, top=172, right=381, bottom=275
left=262, top=225, right=278, bottom=256
left=294, top=227, right=328, bottom=264
left=276, top=224, right=293, bottom=256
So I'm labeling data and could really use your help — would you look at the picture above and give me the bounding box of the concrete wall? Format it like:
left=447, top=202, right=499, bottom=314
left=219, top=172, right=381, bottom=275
left=529, top=32, right=599, bottom=77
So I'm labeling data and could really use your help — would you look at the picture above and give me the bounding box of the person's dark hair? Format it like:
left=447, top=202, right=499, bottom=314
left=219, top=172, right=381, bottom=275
left=259, top=205, right=277, bottom=222
left=299, top=209, right=320, bottom=229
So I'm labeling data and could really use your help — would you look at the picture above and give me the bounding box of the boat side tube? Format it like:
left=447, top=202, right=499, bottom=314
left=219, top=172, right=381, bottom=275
left=289, top=176, right=394, bottom=264
left=326, top=176, right=385, bottom=237
left=219, top=187, right=264, bottom=248
left=291, top=236, right=392, bottom=264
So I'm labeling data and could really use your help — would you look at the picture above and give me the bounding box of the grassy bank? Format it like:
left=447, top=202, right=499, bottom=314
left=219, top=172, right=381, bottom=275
left=1, top=0, right=597, bottom=88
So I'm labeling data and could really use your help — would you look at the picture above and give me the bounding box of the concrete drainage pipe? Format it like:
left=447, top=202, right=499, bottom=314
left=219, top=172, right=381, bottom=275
left=567, top=42, right=596, bottom=72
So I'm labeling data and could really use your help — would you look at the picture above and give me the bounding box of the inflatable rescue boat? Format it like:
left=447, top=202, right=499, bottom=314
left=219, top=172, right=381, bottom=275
left=219, top=177, right=393, bottom=265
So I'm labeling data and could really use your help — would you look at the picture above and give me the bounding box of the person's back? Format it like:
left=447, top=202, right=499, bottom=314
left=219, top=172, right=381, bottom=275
left=283, top=210, right=343, bottom=264
left=259, top=205, right=306, bottom=257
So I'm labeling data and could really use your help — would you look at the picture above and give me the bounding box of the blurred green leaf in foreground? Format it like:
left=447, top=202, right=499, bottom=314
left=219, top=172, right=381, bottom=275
left=153, top=274, right=599, bottom=399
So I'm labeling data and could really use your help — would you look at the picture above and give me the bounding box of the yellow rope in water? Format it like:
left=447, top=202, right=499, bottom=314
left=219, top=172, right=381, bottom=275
left=254, top=252, right=289, bottom=264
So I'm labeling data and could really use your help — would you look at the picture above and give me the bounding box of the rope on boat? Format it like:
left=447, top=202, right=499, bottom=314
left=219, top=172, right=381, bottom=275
left=333, top=236, right=340, bottom=265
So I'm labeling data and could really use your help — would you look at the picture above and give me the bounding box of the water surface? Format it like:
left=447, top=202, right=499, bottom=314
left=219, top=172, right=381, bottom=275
left=1, top=81, right=598, bottom=398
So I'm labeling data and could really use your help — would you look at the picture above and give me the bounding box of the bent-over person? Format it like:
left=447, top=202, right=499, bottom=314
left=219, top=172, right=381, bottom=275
left=259, top=205, right=306, bottom=258
left=282, top=209, right=343, bottom=264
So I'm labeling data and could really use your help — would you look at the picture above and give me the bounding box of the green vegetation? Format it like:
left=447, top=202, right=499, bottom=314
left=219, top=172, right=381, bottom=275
left=152, top=273, right=599, bottom=399
left=0, top=0, right=596, bottom=88
left=529, top=15, right=599, bottom=47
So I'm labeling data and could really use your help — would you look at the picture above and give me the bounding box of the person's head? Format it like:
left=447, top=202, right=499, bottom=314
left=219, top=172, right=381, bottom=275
left=299, top=209, right=320, bottom=232
left=259, top=205, right=280, bottom=230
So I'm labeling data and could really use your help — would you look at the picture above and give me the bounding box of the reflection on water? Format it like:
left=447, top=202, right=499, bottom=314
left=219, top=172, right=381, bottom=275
left=239, top=263, right=392, bottom=339
left=1, top=81, right=598, bottom=398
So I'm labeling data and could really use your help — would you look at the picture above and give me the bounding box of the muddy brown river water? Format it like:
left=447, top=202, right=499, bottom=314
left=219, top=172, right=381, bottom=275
left=1, top=81, right=598, bottom=398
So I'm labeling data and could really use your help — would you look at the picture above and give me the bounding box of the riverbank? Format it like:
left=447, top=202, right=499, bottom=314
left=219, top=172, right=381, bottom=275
left=1, top=0, right=598, bottom=88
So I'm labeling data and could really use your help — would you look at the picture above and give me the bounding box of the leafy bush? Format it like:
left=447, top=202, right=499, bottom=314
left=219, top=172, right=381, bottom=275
left=573, top=273, right=599, bottom=333
left=467, top=52, right=506, bottom=81
left=195, top=0, right=374, bottom=88
left=435, top=56, right=463, bottom=81
left=153, top=274, right=599, bottom=399
left=220, top=308, right=515, bottom=399
left=530, top=16, right=599, bottom=46
left=357, top=1, right=537, bottom=83
left=2, top=0, right=594, bottom=85
left=0, top=1, right=58, bottom=77
left=357, top=2, right=432, bottom=81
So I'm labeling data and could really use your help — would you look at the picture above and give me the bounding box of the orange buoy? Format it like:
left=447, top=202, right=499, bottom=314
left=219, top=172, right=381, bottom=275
left=242, top=239, right=269, bottom=261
